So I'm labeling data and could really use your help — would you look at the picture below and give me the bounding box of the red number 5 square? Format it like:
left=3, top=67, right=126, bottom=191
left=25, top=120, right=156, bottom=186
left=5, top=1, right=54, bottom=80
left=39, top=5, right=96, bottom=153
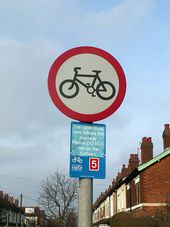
left=89, top=158, right=99, bottom=171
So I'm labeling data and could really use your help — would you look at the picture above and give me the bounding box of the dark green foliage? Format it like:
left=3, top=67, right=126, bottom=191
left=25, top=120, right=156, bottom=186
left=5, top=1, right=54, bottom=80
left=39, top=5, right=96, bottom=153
left=110, top=212, right=170, bottom=227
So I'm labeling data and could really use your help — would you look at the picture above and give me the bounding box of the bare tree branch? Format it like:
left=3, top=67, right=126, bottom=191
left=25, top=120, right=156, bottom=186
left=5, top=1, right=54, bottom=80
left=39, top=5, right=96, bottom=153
left=38, top=170, right=78, bottom=227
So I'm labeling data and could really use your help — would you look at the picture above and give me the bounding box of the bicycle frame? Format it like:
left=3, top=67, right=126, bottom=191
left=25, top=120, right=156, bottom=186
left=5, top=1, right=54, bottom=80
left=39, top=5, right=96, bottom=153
left=59, top=67, right=116, bottom=100
left=72, top=68, right=104, bottom=90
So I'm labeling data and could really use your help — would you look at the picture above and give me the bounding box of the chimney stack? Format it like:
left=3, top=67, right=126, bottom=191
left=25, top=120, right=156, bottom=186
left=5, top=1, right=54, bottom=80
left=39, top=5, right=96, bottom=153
left=128, top=154, right=139, bottom=173
left=141, top=137, right=153, bottom=164
left=116, top=172, right=122, bottom=182
left=108, top=185, right=112, bottom=192
left=121, top=164, right=129, bottom=178
left=112, top=179, right=116, bottom=187
left=4, top=194, right=9, bottom=201
left=9, top=196, right=14, bottom=204
left=162, top=124, right=170, bottom=150
left=0, top=191, right=3, bottom=198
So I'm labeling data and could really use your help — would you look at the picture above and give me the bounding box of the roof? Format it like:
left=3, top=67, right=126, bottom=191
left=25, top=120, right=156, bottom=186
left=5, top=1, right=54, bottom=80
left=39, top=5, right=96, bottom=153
left=0, top=198, right=21, bottom=212
left=125, top=147, right=170, bottom=184
left=138, top=147, right=170, bottom=171
left=93, top=147, right=170, bottom=210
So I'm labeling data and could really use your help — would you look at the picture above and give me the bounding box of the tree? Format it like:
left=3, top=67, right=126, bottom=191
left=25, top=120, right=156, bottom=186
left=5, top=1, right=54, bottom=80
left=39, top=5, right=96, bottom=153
left=38, top=170, right=78, bottom=227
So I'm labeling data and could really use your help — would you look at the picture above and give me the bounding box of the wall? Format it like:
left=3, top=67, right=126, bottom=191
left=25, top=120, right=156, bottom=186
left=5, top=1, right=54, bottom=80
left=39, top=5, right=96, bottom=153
left=110, top=192, right=116, bottom=217
left=117, top=184, right=126, bottom=213
left=133, top=155, right=170, bottom=216
left=141, top=155, right=170, bottom=204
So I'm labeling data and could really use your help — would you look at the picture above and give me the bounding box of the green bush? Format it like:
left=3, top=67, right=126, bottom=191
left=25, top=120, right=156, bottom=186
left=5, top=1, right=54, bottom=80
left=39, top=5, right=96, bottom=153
left=110, top=212, right=170, bottom=227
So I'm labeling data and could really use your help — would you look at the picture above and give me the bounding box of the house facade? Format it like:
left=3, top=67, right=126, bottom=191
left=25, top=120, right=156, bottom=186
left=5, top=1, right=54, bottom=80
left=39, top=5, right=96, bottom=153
left=0, top=191, right=46, bottom=227
left=93, top=124, right=170, bottom=226
left=23, top=207, right=46, bottom=227
left=0, top=191, right=25, bottom=227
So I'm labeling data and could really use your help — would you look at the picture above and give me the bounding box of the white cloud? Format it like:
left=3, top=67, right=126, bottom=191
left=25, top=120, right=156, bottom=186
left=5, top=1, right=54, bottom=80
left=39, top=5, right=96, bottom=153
left=0, top=39, right=71, bottom=201
left=63, top=0, right=156, bottom=47
left=0, top=0, right=156, bottom=47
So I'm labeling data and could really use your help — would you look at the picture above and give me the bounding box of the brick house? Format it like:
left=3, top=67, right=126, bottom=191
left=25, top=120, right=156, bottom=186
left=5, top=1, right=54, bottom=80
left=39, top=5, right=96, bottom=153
left=23, top=206, right=46, bottom=227
left=0, top=191, right=25, bottom=226
left=0, top=190, right=46, bottom=227
left=93, top=124, right=170, bottom=226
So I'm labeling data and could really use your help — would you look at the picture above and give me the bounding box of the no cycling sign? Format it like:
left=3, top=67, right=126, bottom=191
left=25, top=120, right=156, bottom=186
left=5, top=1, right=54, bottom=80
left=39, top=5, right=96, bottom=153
left=48, top=46, right=126, bottom=225
left=48, top=46, right=126, bottom=122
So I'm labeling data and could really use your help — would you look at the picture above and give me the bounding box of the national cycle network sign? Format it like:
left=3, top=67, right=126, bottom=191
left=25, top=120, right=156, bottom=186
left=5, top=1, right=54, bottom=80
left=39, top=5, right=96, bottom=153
left=70, top=122, right=106, bottom=179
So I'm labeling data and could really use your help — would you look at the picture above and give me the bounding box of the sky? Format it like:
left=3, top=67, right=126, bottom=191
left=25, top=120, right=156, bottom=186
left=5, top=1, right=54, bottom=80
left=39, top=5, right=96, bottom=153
left=0, top=0, right=170, bottom=207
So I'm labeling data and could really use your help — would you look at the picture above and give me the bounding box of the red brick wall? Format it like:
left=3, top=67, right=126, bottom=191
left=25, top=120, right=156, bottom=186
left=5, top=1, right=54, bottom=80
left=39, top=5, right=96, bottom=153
left=126, top=180, right=137, bottom=209
left=130, top=154, right=170, bottom=216
left=140, top=154, right=170, bottom=204
left=133, top=206, right=168, bottom=217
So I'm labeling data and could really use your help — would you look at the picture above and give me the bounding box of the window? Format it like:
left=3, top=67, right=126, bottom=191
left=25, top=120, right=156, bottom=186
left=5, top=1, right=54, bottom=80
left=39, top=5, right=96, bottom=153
left=136, top=182, right=141, bottom=204
left=121, top=189, right=125, bottom=209
left=135, top=176, right=140, bottom=205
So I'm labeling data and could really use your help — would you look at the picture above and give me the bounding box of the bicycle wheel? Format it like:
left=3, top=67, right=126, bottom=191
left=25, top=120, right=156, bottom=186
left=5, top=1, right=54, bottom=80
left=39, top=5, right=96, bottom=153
left=96, top=81, right=116, bottom=100
left=59, top=79, right=79, bottom=99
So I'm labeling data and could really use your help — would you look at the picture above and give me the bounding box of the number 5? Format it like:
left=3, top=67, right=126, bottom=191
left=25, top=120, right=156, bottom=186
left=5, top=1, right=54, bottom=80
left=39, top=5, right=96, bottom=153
left=89, top=158, right=99, bottom=171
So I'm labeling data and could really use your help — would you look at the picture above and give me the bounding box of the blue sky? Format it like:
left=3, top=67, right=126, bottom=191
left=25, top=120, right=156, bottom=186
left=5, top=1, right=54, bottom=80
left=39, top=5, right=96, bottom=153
left=0, top=0, right=170, bottom=206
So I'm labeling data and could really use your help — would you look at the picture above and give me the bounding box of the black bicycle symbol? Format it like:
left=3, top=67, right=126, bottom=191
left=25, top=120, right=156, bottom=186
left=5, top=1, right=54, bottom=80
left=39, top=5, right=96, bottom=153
left=59, top=67, right=116, bottom=100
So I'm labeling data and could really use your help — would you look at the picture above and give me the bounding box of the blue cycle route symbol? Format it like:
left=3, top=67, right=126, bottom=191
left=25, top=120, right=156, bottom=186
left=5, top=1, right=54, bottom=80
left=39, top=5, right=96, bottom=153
left=59, top=67, right=116, bottom=100
left=71, top=156, right=83, bottom=172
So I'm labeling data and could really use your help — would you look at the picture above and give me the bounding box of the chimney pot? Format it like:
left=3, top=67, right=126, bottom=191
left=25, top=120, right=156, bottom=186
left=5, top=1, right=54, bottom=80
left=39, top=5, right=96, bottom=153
left=130, top=154, right=135, bottom=158
left=142, top=137, right=147, bottom=143
left=165, top=124, right=169, bottom=130
left=147, top=137, right=152, bottom=142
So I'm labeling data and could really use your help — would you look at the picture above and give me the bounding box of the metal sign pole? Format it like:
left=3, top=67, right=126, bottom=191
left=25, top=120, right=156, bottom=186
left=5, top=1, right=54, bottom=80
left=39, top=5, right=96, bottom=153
left=79, top=178, right=93, bottom=227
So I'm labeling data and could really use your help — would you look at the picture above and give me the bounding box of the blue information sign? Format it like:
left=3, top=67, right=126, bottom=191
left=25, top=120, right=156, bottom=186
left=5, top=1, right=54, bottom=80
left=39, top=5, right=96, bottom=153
left=70, top=122, right=106, bottom=179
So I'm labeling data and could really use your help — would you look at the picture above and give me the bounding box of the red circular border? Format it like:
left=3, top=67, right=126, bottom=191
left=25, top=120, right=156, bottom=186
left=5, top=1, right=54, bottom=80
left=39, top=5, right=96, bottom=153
left=48, top=46, right=126, bottom=122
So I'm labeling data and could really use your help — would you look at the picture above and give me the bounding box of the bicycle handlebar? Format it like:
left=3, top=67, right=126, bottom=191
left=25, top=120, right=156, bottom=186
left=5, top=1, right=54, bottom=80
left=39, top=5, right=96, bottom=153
left=74, top=67, right=81, bottom=72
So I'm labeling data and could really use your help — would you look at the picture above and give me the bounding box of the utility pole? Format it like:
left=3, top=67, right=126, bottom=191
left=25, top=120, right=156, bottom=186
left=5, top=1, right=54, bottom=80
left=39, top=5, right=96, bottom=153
left=79, top=179, right=93, bottom=227
left=19, top=194, right=23, bottom=227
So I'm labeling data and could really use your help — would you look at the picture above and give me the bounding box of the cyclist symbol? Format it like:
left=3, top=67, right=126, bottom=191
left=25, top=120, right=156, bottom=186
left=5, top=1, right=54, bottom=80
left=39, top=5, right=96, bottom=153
left=72, top=156, right=83, bottom=163
left=59, top=67, right=116, bottom=100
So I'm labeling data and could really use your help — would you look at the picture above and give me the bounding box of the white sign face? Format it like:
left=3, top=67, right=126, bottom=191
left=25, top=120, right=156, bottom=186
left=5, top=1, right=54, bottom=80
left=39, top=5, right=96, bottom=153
left=70, top=122, right=106, bottom=179
left=99, top=225, right=109, bottom=227
left=56, top=54, right=119, bottom=114
left=25, top=208, right=35, bottom=214
left=48, top=46, right=126, bottom=122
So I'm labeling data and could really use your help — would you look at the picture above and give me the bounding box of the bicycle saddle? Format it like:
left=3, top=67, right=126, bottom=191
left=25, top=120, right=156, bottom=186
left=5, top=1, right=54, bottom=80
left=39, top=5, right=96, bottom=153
left=92, top=70, right=102, bottom=73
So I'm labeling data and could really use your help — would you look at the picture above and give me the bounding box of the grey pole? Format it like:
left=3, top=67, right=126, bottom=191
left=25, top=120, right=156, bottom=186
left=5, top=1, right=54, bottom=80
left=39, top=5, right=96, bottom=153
left=78, top=178, right=93, bottom=227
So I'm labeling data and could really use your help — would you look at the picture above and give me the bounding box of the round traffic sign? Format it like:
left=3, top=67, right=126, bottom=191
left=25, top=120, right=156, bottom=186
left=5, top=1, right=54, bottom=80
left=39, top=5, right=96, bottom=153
left=48, top=46, right=126, bottom=122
